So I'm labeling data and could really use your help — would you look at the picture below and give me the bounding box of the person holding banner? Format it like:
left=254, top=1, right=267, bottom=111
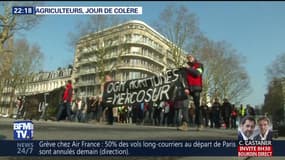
left=254, top=116, right=273, bottom=141
left=183, top=54, right=204, bottom=131
left=101, top=74, right=114, bottom=125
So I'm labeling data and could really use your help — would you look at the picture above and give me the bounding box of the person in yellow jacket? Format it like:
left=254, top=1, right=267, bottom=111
left=239, top=104, right=246, bottom=118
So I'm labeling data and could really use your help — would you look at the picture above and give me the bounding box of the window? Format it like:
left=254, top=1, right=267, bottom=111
left=83, top=48, right=88, bottom=53
left=148, top=39, right=153, bottom=46
left=128, top=24, right=133, bottom=28
left=141, top=73, right=148, bottom=78
left=148, top=50, right=153, bottom=58
left=125, top=34, right=132, bottom=41
left=129, top=71, right=141, bottom=79
left=104, top=39, right=113, bottom=46
left=110, top=47, right=118, bottom=57
left=130, top=46, right=140, bottom=53
left=122, top=72, right=129, bottom=80
left=154, top=42, right=158, bottom=48
left=86, top=87, right=94, bottom=96
left=142, top=36, right=147, bottom=43
left=124, top=59, right=130, bottom=64
left=142, top=48, right=148, bottom=56
left=133, top=34, right=141, bottom=42
left=113, top=36, right=119, bottom=44
left=130, top=59, right=134, bottom=65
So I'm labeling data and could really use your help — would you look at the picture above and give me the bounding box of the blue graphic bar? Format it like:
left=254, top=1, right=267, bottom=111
left=12, top=6, right=34, bottom=15
left=0, top=140, right=284, bottom=157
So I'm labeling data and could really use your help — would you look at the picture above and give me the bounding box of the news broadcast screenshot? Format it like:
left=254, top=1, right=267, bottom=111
left=0, top=1, right=285, bottom=160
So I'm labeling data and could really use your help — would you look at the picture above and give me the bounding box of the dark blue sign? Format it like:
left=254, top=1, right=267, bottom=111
left=13, top=121, right=34, bottom=140
left=12, top=6, right=34, bottom=15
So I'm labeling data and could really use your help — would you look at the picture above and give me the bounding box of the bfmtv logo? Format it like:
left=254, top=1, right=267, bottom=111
left=13, top=121, right=34, bottom=140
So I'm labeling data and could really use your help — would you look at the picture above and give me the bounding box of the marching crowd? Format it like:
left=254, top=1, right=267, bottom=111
left=14, top=53, right=257, bottom=132
left=53, top=94, right=256, bottom=131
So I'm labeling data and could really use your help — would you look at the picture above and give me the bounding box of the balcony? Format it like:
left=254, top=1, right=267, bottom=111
left=124, top=52, right=164, bottom=67
left=74, top=81, right=97, bottom=87
left=125, top=39, right=164, bottom=56
left=117, top=63, right=162, bottom=73
left=75, top=69, right=96, bottom=76
left=76, top=57, right=98, bottom=65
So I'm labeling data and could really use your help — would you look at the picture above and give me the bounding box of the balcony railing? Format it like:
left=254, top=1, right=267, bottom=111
left=117, top=63, right=162, bottom=73
left=125, top=39, right=164, bottom=55
left=75, top=69, right=96, bottom=76
left=124, top=52, right=164, bottom=66
left=75, top=81, right=97, bottom=87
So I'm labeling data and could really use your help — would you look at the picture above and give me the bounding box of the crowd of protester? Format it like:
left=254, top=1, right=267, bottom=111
left=13, top=53, right=257, bottom=131
left=34, top=93, right=255, bottom=131
left=13, top=76, right=256, bottom=130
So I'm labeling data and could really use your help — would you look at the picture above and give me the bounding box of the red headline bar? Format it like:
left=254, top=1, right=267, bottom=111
left=238, top=146, right=272, bottom=152
left=238, top=151, right=272, bottom=157
left=238, top=145, right=272, bottom=157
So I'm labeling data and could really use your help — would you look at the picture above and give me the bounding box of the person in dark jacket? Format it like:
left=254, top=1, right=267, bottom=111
left=87, top=96, right=96, bottom=121
left=221, top=99, right=232, bottom=129
left=102, top=74, right=114, bottom=125
left=246, top=104, right=255, bottom=117
left=254, top=116, right=273, bottom=141
left=183, top=54, right=204, bottom=131
left=230, top=104, right=238, bottom=129
left=211, top=98, right=221, bottom=128
left=56, top=80, right=73, bottom=121
left=174, top=72, right=190, bottom=131
left=201, top=101, right=209, bottom=127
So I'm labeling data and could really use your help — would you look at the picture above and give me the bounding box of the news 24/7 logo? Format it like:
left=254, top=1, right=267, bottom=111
left=13, top=121, right=34, bottom=140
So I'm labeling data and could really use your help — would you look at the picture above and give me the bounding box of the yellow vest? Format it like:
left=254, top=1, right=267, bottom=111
left=240, top=106, right=246, bottom=116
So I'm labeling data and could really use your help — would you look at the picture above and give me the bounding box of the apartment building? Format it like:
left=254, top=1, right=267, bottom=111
left=0, top=68, right=72, bottom=115
left=73, top=20, right=186, bottom=98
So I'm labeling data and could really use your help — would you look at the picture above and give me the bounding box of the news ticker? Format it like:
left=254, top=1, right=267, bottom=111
left=0, top=140, right=285, bottom=157
left=12, top=6, right=143, bottom=15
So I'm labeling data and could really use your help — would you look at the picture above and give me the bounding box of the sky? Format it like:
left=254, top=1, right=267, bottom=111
left=15, top=1, right=285, bottom=106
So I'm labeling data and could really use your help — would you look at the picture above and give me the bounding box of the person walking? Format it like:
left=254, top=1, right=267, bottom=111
left=183, top=53, right=204, bottom=131
left=221, top=98, right=232, bottom=129
left=56, top=80, right=73, bottom=121
left=101, top=74, right=114, bottom=125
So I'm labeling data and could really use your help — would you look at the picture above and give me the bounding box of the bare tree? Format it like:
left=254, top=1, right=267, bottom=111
left=263, top=79, right=284, bottom=123
left=0, top=2, right=44, bottom=112
left=264, top=52, right=285, bottom=123
left=216, top=49, right=251, bottom=103
left=191, top=36, right=217, bottom=102
left=155, top=6, right=251, bottom=104
left=68, top=15, right=125, bottom=51
left=192, top=39, right=251, bottom=104
left=266, top=52, right=285, bottom=81
left=0, top=2, right=44, bottom=52
left=6, top=38, right=43, bottom=116
left=155, top=5, right=201, bottom=68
